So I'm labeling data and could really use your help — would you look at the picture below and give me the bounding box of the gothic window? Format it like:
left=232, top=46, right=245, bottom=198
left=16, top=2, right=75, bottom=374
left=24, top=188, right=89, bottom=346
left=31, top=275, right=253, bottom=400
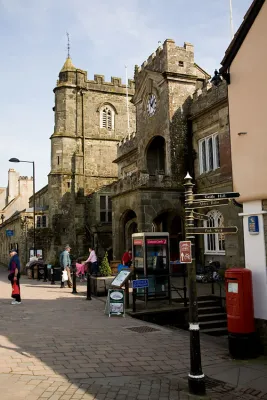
left=204, top=210, right=225, bottom=254
left=36, top=215, right=47, bottom=228
left=100, top=105, right=114, bottom=130
left=199, top=133, right=220, bottom=174
left=146, top=136, right=165, bottom=175
left=100, top=195, right=112, bottom=223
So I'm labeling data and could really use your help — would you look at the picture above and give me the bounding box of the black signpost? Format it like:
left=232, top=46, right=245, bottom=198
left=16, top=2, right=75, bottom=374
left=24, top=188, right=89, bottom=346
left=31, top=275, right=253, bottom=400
left=184, top=174, right=240, bottom=396
left=187, top=227, right=238, bottom=235
left=193, top=192, right=240, bottom=200
left=188, top=199, right=229, bottom=209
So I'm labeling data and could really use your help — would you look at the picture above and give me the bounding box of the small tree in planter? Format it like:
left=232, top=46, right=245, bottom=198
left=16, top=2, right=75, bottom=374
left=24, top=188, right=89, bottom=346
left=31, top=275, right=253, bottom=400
left=99, top=252, right=112, bottom=277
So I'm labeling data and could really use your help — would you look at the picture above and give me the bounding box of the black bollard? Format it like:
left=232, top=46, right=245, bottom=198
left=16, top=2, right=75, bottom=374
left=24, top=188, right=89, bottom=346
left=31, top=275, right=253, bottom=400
left=86, top=272, right=92, bottom=300
left=51, top=266, right=55, bottom=285
left=72, top=263, right=77, bottom=294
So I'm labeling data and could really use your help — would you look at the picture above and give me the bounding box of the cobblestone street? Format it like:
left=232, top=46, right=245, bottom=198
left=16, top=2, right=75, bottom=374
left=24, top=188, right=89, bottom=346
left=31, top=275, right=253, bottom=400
left=0, top=269, right=267, bottom=400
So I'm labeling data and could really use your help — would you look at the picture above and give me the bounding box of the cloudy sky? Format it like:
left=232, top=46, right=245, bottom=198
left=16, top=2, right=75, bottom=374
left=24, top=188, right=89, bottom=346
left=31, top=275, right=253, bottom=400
left=0, top=0, right=252, bottom=191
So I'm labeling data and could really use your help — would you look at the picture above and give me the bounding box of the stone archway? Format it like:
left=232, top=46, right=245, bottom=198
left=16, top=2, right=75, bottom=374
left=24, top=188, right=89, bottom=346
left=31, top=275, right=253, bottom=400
left=120, top=209, right=138, bottom=255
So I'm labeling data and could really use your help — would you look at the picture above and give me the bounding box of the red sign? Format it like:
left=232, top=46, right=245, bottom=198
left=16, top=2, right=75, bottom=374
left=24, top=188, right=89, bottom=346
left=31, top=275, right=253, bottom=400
left=146, top=239, right=167, bottom=245
left=133, top=239, right=143, bottom=245
left=179, top=241, right=192, bottom=263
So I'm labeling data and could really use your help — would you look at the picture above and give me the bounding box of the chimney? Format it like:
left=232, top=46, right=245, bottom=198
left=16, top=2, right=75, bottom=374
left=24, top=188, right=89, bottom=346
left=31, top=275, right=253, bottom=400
left=7, top=169, right=19, bottom=203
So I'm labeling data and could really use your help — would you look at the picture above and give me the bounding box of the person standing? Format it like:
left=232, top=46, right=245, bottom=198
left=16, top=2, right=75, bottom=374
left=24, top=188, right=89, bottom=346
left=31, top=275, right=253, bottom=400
left=122, top=249, right=132, bottom=267
left=85, top=247, right=98, bottom=276
left=8, top=249, right=21, bottom=305
left=60, top=245, right=73, bottom=288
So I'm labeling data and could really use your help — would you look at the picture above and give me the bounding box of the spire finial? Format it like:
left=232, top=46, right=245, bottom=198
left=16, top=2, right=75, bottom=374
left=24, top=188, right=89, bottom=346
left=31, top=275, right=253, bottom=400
left=66, top=32, right=70, bottom=58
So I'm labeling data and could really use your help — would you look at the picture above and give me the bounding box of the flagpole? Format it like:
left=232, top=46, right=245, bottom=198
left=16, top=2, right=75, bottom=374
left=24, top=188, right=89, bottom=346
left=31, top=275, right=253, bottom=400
left=230, top=0, right=234, bottom=39
left=125, top=66, right=130, bottom=136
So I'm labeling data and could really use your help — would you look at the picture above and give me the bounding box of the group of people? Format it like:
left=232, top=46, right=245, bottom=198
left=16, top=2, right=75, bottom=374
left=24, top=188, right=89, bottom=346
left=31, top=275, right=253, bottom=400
left=7, top=245, right=131, bottom=305
left=59, top=244, right=98, bottom=288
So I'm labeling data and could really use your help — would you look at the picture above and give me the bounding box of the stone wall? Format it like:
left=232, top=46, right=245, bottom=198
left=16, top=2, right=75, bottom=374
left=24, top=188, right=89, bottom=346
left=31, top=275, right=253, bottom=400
left=191, top=81, right=244, bottom=268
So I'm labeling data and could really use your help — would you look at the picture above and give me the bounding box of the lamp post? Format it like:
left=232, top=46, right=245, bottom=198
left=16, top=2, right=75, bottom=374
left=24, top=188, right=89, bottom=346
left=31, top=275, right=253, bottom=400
left=9, top=158, right=36, bottom=256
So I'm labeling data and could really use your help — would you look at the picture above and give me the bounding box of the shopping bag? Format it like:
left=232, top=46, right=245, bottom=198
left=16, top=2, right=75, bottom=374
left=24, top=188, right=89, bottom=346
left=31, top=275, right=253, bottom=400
left=12, top=282, right=20, bottom=297
left=62, top=270, right=68, bottom=282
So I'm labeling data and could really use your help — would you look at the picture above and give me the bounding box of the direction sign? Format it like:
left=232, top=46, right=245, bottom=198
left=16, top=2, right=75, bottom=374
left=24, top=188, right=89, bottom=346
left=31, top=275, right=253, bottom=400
left=193, top=192, right=240, bottom=200
left=132, top=279, right=149, bottom=289
left=188, top=199, right=229, bottom=209
left=186, top=227, right=238, bottom=235
left=193, top=212, right=209, bottom=221
left=179, top=241, right=192, bottom=263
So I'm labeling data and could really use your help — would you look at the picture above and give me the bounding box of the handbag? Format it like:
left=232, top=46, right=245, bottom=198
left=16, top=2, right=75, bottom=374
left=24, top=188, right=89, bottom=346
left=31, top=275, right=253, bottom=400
left=62, top=270, right=68, bottom=282
left=12, top=282, right=20, bottom=297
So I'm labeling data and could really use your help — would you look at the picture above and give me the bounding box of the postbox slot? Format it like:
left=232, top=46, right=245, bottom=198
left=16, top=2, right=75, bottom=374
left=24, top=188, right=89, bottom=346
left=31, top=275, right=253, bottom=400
left=227, top=277, right=238, bottom=281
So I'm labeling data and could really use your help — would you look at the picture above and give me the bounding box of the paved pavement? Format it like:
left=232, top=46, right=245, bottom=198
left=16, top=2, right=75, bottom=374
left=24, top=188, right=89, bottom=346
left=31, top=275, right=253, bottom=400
left=0, top=269, right=267, bottom=400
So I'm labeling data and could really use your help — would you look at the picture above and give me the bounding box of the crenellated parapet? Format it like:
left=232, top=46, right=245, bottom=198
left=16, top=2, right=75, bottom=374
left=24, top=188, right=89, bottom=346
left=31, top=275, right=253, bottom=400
left=116, top=132, right=137, bottom=160
left=134, top=39, right=198, bottom=87
left=190, top=80, right=228, bottom=116
left=56, top=59, right=135, bottom=95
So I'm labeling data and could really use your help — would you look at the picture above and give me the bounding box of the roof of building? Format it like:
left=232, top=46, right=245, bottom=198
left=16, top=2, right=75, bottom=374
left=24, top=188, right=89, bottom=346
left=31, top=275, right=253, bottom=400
left=220, top=0, right=265, bottom=73
left=60, top=57, right=76, bottom=72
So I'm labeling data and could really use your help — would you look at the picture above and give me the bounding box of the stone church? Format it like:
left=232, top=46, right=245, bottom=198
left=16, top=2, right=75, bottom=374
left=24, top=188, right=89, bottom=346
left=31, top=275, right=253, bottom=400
left=31, top=38, right=244, bottom=268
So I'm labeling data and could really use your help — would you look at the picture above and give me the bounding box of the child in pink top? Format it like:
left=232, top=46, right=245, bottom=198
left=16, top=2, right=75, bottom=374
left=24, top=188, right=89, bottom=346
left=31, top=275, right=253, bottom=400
left=76, top=261, right=85, bottom=282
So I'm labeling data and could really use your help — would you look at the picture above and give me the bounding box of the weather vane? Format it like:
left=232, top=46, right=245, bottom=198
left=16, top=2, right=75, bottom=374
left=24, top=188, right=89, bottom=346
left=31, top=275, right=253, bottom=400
left=66, top=32, right=70, bottom=58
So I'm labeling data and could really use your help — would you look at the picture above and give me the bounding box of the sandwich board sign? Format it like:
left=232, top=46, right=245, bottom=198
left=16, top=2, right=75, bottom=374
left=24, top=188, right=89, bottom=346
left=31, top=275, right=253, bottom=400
left=105, top=289, right=125, bottom=317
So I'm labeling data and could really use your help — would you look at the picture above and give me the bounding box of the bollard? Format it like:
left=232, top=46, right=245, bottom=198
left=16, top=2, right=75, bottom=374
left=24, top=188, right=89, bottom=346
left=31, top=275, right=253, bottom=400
left=72, top=264, right=77, bottom=294
left=51, top=266, right=55, bottom=285
left=87, top=272, right=92, bottom=300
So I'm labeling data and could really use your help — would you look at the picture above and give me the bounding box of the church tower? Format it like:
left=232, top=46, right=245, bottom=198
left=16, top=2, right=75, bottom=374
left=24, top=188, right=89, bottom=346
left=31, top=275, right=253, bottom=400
left=48, top=55, right=135, bottom=257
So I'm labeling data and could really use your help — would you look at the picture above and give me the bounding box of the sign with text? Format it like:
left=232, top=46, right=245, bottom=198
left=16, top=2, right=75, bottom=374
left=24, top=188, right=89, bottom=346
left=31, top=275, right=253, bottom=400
left=108, top=289, right=125, bottom=317
left=188, top=199, right=229, bottom=209
left=186, top=227, right=238, bottom=235
left=193, top=192, right=240, bottom=200
left=179, top=241, right=192, bottom=263
left=146, top=239, right=167, bottom=245
left=132, top=279, right=149, bottom=289
left=133, top=239, right=143, bottom=246
left=193, top=212, right=209, bottom=221
left=248, top=216, right=259, bottom=235
left=111, top=270, right=132, bottom=288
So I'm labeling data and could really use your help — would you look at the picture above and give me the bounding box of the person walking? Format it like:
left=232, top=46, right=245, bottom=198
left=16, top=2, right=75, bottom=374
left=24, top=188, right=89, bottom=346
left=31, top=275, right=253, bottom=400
left=8, top=249, right=21, bottom=305
left=85, top=247, right=98, bottom=276
left=60, top=245, right=73, bottom=288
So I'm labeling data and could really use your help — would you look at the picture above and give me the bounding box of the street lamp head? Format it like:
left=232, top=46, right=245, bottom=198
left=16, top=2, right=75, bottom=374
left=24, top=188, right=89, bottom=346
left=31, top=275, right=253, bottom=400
left=9, top=158, right=20, bottom=163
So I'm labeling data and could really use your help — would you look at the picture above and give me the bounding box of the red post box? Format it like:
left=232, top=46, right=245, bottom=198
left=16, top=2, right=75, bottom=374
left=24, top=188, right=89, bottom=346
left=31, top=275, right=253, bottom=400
left=225, top=268, right=259, bottom=359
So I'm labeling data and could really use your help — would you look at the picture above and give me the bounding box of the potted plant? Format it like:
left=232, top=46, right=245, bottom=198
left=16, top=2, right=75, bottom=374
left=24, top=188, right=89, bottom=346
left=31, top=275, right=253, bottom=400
left=99, top=252, right=112, bottom=277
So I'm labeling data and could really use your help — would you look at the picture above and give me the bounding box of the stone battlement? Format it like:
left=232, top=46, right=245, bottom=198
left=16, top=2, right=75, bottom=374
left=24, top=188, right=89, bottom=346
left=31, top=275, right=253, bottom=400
left=190, top=80, right=228, bottom=116
left=134, top=39, right=195, bottom=83
left=57, top=67, right=135, bottom=92
left=116, top=132, right=137, bottom=159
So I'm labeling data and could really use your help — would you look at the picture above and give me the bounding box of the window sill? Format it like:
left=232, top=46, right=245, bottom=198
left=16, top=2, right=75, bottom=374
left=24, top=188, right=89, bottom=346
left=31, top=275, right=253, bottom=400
left=199, top=167, right=221, bottom=176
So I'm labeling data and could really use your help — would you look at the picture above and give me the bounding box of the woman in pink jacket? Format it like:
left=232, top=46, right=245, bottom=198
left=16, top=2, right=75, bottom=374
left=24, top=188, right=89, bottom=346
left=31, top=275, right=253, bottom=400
left=85, top=247, right=98, bottom=276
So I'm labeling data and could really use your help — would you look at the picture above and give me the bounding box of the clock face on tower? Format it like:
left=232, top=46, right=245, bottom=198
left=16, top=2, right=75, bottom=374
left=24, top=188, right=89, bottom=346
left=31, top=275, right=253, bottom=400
left=147, top=94, right=157, bottom=117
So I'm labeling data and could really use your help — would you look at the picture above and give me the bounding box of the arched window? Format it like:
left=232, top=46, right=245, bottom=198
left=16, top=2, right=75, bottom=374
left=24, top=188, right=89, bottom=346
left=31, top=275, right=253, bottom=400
left=100, top=105, right=114, bottom=130
left=204, top=210, right=225, bottom=254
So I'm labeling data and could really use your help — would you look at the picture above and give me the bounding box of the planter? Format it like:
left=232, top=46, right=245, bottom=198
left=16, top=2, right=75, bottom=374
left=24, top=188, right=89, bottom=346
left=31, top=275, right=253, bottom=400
left=90, top=276, right=114, bottom=296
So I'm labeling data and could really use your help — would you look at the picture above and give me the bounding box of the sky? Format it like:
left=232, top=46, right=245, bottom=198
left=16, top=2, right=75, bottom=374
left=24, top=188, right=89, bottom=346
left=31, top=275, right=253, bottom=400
left=0, top=0, right=252, bottom=192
